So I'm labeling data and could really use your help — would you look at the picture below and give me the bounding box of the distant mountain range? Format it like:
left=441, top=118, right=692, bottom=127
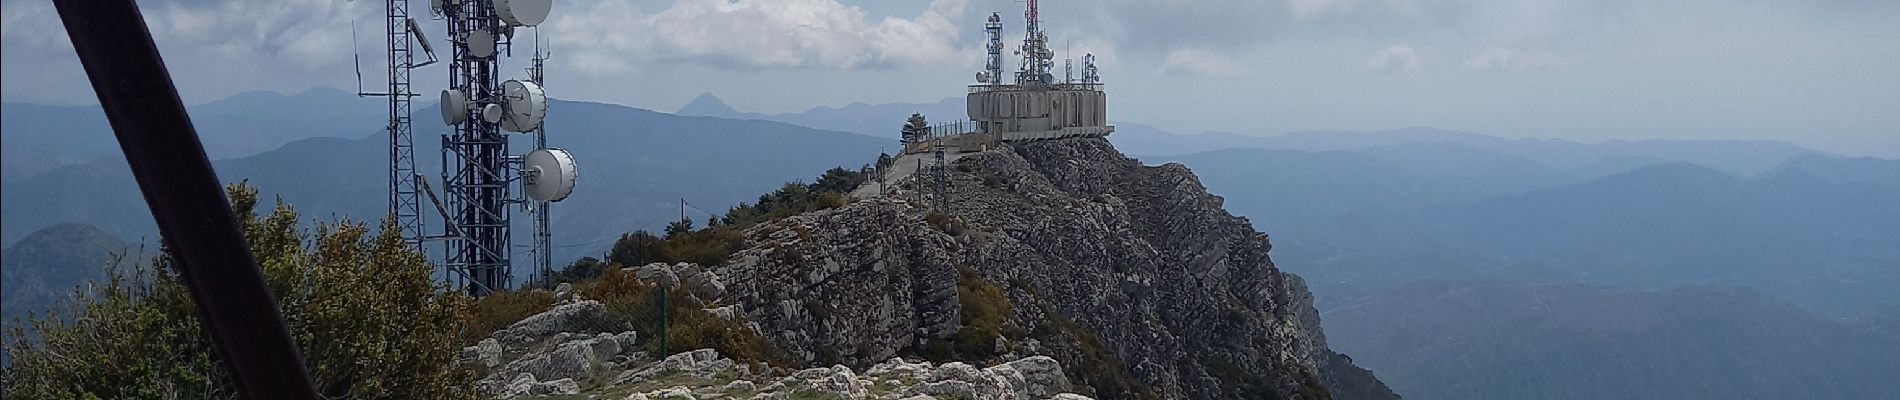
left=1322, top=281, right=1900, bottom=400
left=1, top=223, right=130, bottom=319
left=5, top=90, right=1896, bottom=399
left=1122, top=126, right=1820, bottom=177
left=676, top=92, right=961, bottom=140
left=2, top=92, right=890, bottom=269
left=0, top=87, right=383, bottom=182
left=1162, top=146, right=1900, bottom=317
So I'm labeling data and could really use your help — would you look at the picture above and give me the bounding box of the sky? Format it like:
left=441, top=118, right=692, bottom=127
left=3, top=0, right=1897, bottom=157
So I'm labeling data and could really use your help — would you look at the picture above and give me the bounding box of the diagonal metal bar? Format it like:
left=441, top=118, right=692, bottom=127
left=49, top=1, right=320, bottom=398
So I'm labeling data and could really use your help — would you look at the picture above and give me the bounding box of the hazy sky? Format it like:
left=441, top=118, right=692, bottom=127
left=3, top=0, right=1896, bottom=156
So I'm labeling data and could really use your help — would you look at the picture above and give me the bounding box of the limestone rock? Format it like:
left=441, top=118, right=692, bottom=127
left=701, top=138, right=1396, bottom=399
left=494, top=300, right=607, bottom=343
left=460, top=337, right=503, bottom=368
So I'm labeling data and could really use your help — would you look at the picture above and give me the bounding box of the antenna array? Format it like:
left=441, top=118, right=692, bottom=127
left=1016, top=0, right=1054, bottom=86
left=427, top=0, right=568, bottom=296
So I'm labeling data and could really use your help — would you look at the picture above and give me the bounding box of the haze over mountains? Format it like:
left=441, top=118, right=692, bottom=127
left=3, top=88, right=1897, bottom=399
left=2, top=89, right=889, bottom=262
left=0, top=87, right=383, bottom=182
left=676, top=92, right=963, bottom=140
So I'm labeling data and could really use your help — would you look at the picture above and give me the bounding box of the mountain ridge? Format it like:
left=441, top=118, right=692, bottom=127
left=707, top=137, right=1399, bottom=398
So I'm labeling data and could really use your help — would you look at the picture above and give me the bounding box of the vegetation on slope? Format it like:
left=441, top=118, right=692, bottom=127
left=485, top=165, right=880, bottom=365
left=2, top=182, right=476, bottom=399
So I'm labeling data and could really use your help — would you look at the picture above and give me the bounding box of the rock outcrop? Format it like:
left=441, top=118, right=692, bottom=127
left=706, top=138, right=1399, bottom=399
left=614, top=352, right=1089, bottom=400
left=464, top=299, right=1094, bottom=399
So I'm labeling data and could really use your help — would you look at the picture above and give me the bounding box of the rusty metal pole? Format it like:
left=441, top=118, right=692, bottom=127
left=49, top=0, right=321, bottom=398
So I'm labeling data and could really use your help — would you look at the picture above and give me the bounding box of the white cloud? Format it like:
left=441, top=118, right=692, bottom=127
left=1161, top=48, right=1250, bottom=77
left=548, top=0, right=968, bottom=75
left=1363, top=45, right=1419, bottom=73
left=1288, top=0, right=1357, bottom=19
left=1287, top=0, right=1419, bottom=20
left=1464, top=46, right=1572, bottom=71
left=144, top=0, right=362, bottom=69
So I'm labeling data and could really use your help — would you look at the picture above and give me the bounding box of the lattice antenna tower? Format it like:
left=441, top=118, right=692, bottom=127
left=436, top=0, right=562, bottom=296
left=1082, top=53, right=1101, bottom=85
left=1015, top=0, right=1054, bottom=86
left=1064, top=39, right=1074, bottom=84
left=359, top=0, right=437, bottom=245
left=528, top=32, right=554, bottom=285
left=981, top=12, right=1005, bottom=85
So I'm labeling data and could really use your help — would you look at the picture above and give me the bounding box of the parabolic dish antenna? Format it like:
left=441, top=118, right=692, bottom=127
left=499, top=80, right=548, bottom=132
left=522, top=148, right=578, bottom=202
left=481, top=103, right=504, bottom=123
left=496, top=0, right=552, bottom=27
left=465, top=29, right=496, bottom=59
left=441, top=89, right=469, bottom=125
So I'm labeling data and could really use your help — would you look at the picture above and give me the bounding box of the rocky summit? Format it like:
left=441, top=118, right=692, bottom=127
left=465, top=292, right=1097, bottom=399
left=469, top=137, right=1398, bottom=399
left=697, top=137, right=1399, bottom=399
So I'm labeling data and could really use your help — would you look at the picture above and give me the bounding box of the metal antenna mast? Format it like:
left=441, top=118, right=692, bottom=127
left=1016, top=0, right=1053, bottom=86
left=443, top=1, right=510, bottom=296
left=437, top=0, right=560, bottom=296
left=362, top=0, right=435, bottom=244
left=529, top=33, right=553, bottom=284
left=983, top=12, right=1004, bottom=85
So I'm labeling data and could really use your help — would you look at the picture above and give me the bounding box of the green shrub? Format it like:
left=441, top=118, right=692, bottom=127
left=570, top=266, right=793, bottom=367
left=915, top=267, right=1018, bottom=362
left=465, top=290, right=556, bottom=343
left=1041, top=310, right=1161, bottom=400
left=924, top=212, right=962, bottom=236
left=2, top=182, right=477, bottom=400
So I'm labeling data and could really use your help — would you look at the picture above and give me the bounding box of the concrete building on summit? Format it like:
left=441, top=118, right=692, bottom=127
left=906, top=0, right=1111, bottom=153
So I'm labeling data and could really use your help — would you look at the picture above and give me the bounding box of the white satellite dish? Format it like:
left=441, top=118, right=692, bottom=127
left=481, top=103, right=504, bottom=123
left=465, top=29, right=496, bottom=59
left=499, top=80, right=548, bottom=132
left=496, top=0, right=552, bottom=27
left=522, top=148, right=577, bottom=202
left=441, top=89, right=469, bottom=125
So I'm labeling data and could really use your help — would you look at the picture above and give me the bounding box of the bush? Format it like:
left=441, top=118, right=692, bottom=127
left=2, top=182, right=478, bottom=400
left=1039, top=311, right=1160, bottom=400
left=924, top=212, right=963, bottom=236
left=465, top=290, right=556, bottom=343
left=571, top=266, right=793, bottom=367
left=952, top=268, right=1014, bottom=359
left=916, top=267, right=1018, bottom=362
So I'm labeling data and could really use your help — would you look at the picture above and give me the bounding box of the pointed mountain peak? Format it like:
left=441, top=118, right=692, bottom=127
left=677, top=92, right=740, bottom=117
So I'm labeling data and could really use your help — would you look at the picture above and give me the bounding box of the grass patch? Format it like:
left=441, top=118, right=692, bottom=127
left=924, top=212, right=964, bottom=236
left=1037, top=309, right=1162, bottom=400
left=916, top=267, right=1020, bottom=362
left=465, top=290, right=556, bottom=343
left=790, top=389, right=848, bottom=400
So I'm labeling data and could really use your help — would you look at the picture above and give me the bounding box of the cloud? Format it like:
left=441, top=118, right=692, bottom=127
left=1161, top=48, right=1250, bottom=77
left=1363, top=45, right=1419, bottom=73
left=549, top=0, right=969, bottom=75
left=144, top=0, right=362, bottom=69
left=1, top=0, right=368, bottom=104
left=1464, top=46, right=1572, bottom=71
left=1288, top=0, right=1422, bottom=20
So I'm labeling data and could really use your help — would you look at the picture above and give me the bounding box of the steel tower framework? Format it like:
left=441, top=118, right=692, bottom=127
left=529, top=40, right=553, bottom=284
left=442, top=2, right=512, bottom=295
left=984, top=12, right=1004, bottom=85
left=1016, top=0, right=1053, bottom=86
left=363, top=0, right=423, bottom=243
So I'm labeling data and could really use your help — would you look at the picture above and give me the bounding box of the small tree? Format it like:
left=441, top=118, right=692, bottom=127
left=902, top=112, right=929, bottom=144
